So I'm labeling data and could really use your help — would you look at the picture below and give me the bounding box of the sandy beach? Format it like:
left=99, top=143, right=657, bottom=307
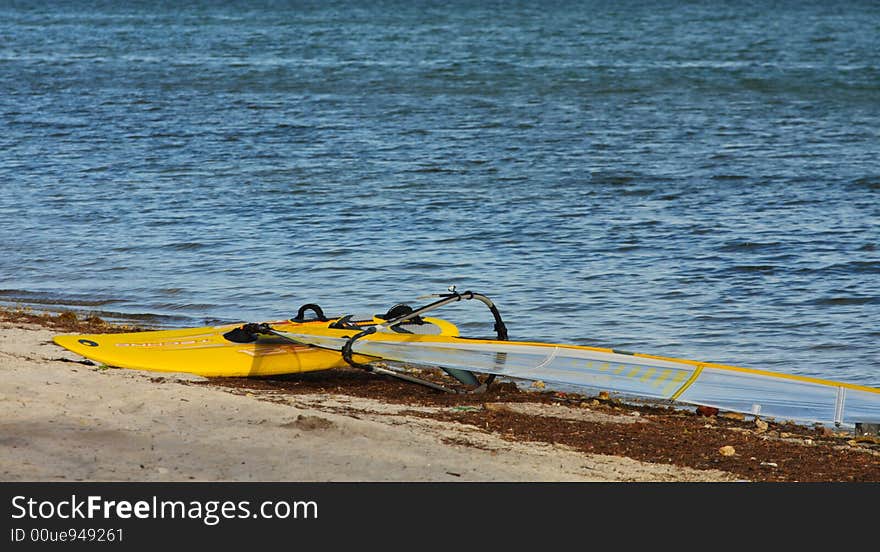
left=1, top=313, right=877, bottom=483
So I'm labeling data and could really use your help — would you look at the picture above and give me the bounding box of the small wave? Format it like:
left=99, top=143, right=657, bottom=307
left=404, top=262, right=445, bottom=270
left=400, top=128, right=429, bottom=136
left=245, top=103, right=280, bottom=111
left=588, top=172, right=638, bottom=186
left=819, top=260, right=880, bottom=274
left=0, top=290, right=120, bottom=308
left=406, top=166, right=458, bottom=174
left=718, top=241, right=781, bottom=252
left=78, top=309, right=192, bottom=328
left=808, top=343, right=850, bottom=351
left=322, top=247, right=355, bottom=257
left=163, top=242, right=206, bottom=251
left=812, top=296, right=877, bottom=306
left=617, top=188, right=655, bottom=197
left=79, top=165, right=112, bottom=173
left=731, top=265, right=777, bottom=273
left=148, top=303, right=217, bottom=312
left=851, top=176, right=880, bottom=190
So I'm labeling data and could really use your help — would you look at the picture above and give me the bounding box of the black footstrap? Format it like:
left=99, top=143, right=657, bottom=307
left=291, top=304, right=328, bottom=322
left=223, top=323, right=272, bottom=343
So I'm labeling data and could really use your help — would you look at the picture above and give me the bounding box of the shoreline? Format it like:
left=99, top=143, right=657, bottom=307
left=1, top=308, right=878, bottom=482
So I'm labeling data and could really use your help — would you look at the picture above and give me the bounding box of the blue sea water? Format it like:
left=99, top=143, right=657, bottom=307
left=1, top=1, right=878, bottom=385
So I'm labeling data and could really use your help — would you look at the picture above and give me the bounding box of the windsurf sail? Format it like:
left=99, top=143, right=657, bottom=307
left=269, top=290, right=880, bottom=428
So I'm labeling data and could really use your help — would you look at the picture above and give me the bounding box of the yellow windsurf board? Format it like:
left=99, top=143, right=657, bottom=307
left=53, top=316, right=458, bottom=378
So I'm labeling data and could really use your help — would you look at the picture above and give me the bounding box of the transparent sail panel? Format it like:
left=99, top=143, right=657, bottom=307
left=355, top=340, right=697, bottom=401
left=676, top=368, right=842, bottom=425
left=277, top=330, right=880, bottom=427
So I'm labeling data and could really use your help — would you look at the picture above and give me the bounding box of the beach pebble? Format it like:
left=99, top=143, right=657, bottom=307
left=530, top=381, right=545, bottom=389
left=718, top=445, right=736, bottom=457
left=696, top=405, right=719, bottom=417
left=754, top=418, right=769, bottom=433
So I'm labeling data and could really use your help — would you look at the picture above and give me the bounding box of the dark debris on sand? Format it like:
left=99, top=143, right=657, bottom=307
left=1, top=307, right=144, bottom=334
left=203, top=366, right=880, bottom=483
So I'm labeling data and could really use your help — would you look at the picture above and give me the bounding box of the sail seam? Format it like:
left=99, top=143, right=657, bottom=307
left=532, top=346, right=560, bottom=371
